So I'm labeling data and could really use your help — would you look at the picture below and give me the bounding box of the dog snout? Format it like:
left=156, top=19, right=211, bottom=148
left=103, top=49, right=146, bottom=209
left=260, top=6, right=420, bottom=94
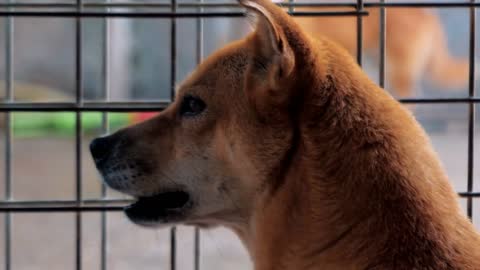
left=90, top=136, right=115, bottom=165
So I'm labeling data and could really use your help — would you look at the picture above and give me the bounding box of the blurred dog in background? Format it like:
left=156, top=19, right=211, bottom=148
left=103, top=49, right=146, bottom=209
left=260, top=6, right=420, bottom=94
left=275, top=1, right=472, bottom=98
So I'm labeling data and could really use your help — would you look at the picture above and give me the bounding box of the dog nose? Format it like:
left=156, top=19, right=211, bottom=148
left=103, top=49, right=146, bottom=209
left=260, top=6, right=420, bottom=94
left=90, top=136, right=113, bottom=164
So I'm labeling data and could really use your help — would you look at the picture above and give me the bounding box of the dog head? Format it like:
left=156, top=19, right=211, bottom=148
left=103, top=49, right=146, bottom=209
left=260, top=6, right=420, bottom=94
left=90, top=0, right=310, bottom=229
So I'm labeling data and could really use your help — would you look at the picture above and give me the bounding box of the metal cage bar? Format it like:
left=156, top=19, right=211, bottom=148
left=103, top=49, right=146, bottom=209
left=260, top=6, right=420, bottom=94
left=4, top=1, right=14, bottom=269
left=1, top=191, right=480, bottom=213
left=467, top=0, right=477, bottom=220
left=194, top=0, right=204, bottom=269
left=170, top=0, right=178, bottom=269
left=0, top=10, right=369, bottom=18
left=0, top=1, right=478, bottom=269
left=1, top=1, right=480, bottom=9
left=0, top=98, right=479, bottom=112
left=75, top=0, right=84, bottom=269
left=379, top=0, right=386, bottom=88
left=356, top=0, right=364, bottom=66
left=100, top=1, right=111, bottom=268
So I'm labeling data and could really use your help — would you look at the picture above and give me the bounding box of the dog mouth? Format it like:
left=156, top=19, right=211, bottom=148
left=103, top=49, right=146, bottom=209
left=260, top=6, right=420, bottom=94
left=124, top=191, right=191, bottom=226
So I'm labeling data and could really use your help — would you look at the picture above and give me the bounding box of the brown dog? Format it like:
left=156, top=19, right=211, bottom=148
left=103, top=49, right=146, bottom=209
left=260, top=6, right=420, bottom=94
left=292, top=4, right=471, bottom=98
left=90, top=0, right=480, bottom=269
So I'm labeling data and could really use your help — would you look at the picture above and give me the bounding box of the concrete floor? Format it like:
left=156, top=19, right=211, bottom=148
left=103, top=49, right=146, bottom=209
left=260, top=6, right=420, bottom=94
left=0, top=118, right=478, bottom=270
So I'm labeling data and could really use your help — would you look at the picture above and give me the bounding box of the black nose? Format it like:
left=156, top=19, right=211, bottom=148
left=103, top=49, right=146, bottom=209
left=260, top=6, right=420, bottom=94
left=90, top=136, right=113, bottom=164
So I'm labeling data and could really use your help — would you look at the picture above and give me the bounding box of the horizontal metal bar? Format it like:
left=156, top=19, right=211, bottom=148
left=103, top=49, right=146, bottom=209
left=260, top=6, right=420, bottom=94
left=0, top=191, right=477, bottom=212
left=0, top=2, right=349, bottom=8
left=0, top=206, right=125, bottom=212
left=369, top=2, right=480, bottom=8
left=0, top=199, right=133, bottom=206
left=1, top=1, right=480, bottom=9
left=459, top=192, right=480, bottom=198
left=0, top=10, right=368, bottom=18
left=0, top=101, right=169, bottom=112
left=4, top=1, right=352, bottom=9
left=0, top=199, right=131, bottom=212
left=399, top=97, right=480, bottom=104
left=0, top=98, right=479, bottom=112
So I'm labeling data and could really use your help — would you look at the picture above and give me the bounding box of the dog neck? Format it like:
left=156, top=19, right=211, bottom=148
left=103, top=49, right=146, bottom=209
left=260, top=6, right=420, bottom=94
left=231, top=41, right=480, bottom=269
left=238, top=161, right=371, bottom=270
left=227, top=48, right=380, bottom=269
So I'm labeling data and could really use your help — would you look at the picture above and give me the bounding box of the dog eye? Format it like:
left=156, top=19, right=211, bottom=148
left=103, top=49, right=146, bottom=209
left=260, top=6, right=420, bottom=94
left=180, top=95, right=206, bottom=117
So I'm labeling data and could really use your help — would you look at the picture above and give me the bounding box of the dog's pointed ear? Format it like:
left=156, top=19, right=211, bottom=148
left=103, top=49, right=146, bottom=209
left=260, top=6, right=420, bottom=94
left=240, top=0, right=296, bottom=108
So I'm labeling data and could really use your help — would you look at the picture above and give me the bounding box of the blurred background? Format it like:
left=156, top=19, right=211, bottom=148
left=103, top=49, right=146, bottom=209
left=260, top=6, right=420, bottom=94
left=0, top=0, right=479, bottom=269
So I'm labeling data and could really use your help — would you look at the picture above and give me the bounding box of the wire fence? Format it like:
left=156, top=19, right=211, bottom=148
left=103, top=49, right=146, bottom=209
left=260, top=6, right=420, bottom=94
left=0, top=1, right=477, bottom=270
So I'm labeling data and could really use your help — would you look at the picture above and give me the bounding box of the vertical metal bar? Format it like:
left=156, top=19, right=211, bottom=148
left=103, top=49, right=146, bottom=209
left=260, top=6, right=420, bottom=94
left=379, top=0, right=386, bottom=88
left=194, top=228, right=200, bottom=270
left=170, top=1, right=177, bottom=270
left=356, top=0, right=364, bottom=66
left=170, top=226, right=177, bottom=270
left=194, top=1, right=203, bottom=269
left=4, top=1, right=14, bottom=269
left=170, top=0, right=177, bottom=101
left=288, top=0, right=294, bottom=13
left=75, top=0, right=84, bottom=269
left=100, top=1, right=111, bottom=269
left=467, top=0, right=476, bottom=219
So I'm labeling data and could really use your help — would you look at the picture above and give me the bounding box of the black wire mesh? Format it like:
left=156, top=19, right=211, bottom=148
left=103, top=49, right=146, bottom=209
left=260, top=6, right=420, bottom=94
left=0, top=1, right=477, bottom=270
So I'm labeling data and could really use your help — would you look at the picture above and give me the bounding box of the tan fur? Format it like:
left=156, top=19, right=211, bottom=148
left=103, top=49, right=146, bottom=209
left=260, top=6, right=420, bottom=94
left=293, top=5, right=471, bottom=98
left=91, top=1, right=480, bottom=269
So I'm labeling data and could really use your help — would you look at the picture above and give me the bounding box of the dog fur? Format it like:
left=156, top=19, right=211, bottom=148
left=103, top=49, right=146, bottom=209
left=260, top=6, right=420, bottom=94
left=91, top=0, right=480, bottom=269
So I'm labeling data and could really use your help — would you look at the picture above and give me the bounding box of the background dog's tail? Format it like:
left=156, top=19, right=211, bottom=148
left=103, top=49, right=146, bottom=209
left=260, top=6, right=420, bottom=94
left=426, top=19, right=474, bottom=90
